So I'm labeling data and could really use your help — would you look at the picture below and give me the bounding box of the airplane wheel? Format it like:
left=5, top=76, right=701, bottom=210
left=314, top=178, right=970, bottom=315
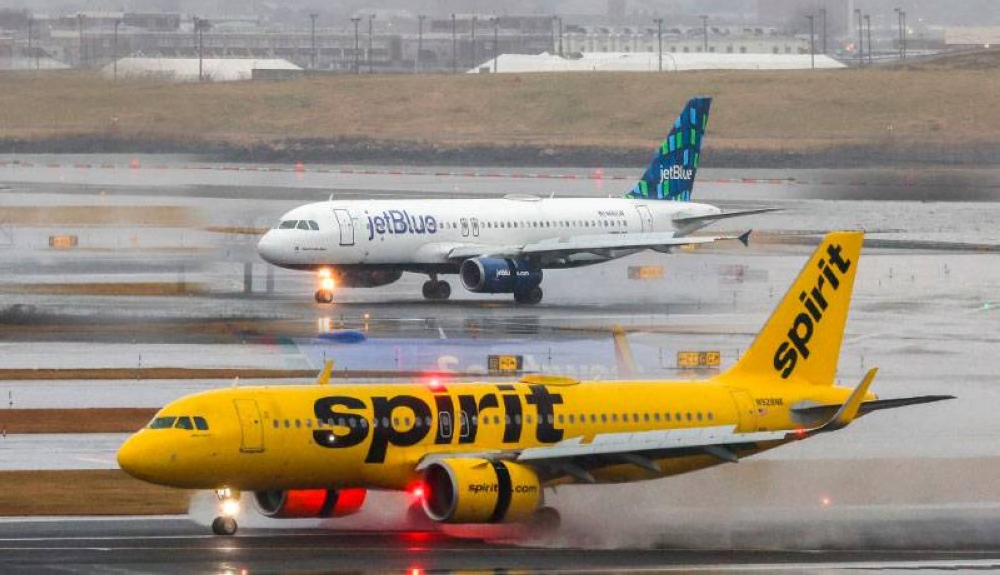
left=314, top=289, right=333, bottom=304
left=527, top=506, right=560, bottom=537
left=211, top=516, right=238, bottom=536
left=421, top=280, right=436, bottom=300
left=515, top=287, right=543, bottom=305
left=435, top=281, right=451, bottom=300
left=422, top=280, right=451, bottom=301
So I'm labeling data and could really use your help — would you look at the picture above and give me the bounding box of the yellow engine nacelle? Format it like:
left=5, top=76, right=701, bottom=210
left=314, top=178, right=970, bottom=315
left=422, top=458, right=542, bottom=523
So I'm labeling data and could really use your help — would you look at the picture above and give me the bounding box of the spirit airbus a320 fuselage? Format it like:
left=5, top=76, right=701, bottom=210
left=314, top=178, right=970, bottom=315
left=119, top=232, right=952, bottom=536
left=256, top=98, right=770, bottom=304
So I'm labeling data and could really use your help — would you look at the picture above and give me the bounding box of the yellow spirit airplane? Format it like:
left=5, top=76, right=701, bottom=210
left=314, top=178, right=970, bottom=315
left=118, top=231, right=951, bottom=536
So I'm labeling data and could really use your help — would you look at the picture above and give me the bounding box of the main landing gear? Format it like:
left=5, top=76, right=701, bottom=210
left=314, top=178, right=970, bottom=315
left=211, top=488, right=240, bottom=536
left=422, top=276, right=451, bottom=301
left=526, top=506, right=561, bottom=537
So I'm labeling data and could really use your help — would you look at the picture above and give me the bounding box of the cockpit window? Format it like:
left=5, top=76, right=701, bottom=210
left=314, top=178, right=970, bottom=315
left=149, top=416, right=176, bottom=429
left=279, top=220, right=297, bottom=229
left=296, top=220, right=311, bottom=230
left=174, top=416, right=193, bottom=430
left=194, top=416, right=209, bottom=431
left=308, top=220, right=319, bottom=231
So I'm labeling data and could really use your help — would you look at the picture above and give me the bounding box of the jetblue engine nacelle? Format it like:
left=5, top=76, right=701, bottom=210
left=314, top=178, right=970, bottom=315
left=459, top=258, right=544, bottom=304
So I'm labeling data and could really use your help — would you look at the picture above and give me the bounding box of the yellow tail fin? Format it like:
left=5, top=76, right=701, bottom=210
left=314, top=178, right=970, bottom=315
left=722, top=231, right=863, bottom=386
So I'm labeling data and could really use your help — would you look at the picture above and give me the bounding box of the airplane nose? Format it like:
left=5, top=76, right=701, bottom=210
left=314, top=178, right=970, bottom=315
left=257, top=231, right=279, bottom=264
left=117, top=434, right=144, bottom=479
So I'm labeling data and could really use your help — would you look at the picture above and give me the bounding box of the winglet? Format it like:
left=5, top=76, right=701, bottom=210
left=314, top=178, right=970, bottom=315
left=317, top=359, right=334, bottom=386
left=738, top=230, right=751, bottom=247
left=814, top=368, right=878, bottom=433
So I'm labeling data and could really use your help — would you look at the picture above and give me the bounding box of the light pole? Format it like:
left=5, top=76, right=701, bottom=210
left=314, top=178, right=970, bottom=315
left=416, top=14, right=425, bottom=73
left=309, top=13, right=318, bottom=70
left=550, top=15, right=557, bottom=54
left=368, top=14, right=375, bottom=74
left=77, top=13, right=85, bottom=68
left=855, top=8, right=863, bottom=66
left=819, top=7, right=827, bottom=54
left=901, top=11, right=907, bottom=59
left=113, top=19, right=121, bottom=79
left=895, top=8, right=903, bottom=59
left=700, top=15, right=708, bottom=52
left=864, top=14, right=872, bottom=65
left=451, top=13, right=457, bottom=73
left=491, top=16, right=499, bottom=72
left=194, top=17, right=209, bottom=81
left=350, top=17, right=360, bottom=74
left=558, top=17, right=563, bottom=56
left=653, top=17, right=663, bottom=72
left=470, top=15, right=476, bottom=70
left=26, top=16, right=32, bottom=70
left=806, top=15, right=814, bottom=69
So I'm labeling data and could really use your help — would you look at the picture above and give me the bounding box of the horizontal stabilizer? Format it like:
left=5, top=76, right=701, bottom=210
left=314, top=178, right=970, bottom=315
left=794, top=394, right=955, bottom=419
left=672, top=207, right=780, bottom=228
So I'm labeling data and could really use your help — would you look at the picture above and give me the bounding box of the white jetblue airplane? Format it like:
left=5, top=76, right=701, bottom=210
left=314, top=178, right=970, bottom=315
left=257, top=98, right=770, bottom=304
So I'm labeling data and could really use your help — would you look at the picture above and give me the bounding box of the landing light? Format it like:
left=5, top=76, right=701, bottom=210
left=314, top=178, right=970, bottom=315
left=321, top=278, right=335, bottom=291
left=222, top=499, right=241, bottom=517
left=319, top=268, right=332, bottom=279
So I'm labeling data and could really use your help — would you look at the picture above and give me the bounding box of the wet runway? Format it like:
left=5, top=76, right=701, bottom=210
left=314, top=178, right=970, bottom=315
left=3, top=517, right=1000, bottom=575
left=3, top=156, right=1000, bottom=571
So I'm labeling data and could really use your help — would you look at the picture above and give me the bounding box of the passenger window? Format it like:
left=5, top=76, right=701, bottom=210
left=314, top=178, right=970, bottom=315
left=273, top=419, right=279, bottom=429
left=194, top=416, right=209, bottom=431
left=601, top=414, right=607, bottom=423
left=686, top=413, right=692, bottom=421
left=697, top=413, right=703, bottom=421
left=590, top=414, right=596, bottom=423
left=708, top=413, right=714, bottom=421
left=547, top=414, right=554, bottom=424
left=279, top=220, right=297, bottom=229
left=558, top=414, right=564, bottom=424
left=296, top=221, right=310, bottom=230
left=175, top=416, right=193, bottom=430
left=295, top=419, right=301, bottom=428
left=149, top=417, right=176, bottom=429
left=654, top=413, right=661, bottom=422
left=284, top=419, right=290, bottom=428
left=611, top=414, right=618, bottom=422
left=306, top=419, right=312, bottom=428
left=515, top=414, right=522, bottom=425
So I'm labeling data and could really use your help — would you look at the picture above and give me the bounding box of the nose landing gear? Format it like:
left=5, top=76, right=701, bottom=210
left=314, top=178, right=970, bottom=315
left=422, top=276, right=451, bottom=301
left=211, top=488, right=241, bottom=536
left=315, top=268, right=335, bottom=304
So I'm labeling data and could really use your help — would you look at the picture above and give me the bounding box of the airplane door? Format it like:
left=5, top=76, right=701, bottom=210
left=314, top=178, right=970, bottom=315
left=460, top=218, right=470, bottom=237
left=730, top=390, right=758, bottom=433
left=233, top=399, right=265, bottom=453
left=333, top=209, right=355, bottom=246
left=635, top=205, right=654, bottom=233
left=470, top=217, right=480, bottom=237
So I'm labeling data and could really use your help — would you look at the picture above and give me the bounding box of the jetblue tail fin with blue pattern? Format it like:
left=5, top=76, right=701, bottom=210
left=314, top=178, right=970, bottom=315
left=624, top=97, right=711, bottom=202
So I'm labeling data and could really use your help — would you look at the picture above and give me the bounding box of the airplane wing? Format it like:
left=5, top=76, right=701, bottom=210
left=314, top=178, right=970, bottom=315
left=445, top=230, right=751, bottom=261
left=414, top=370, right=954, bottom=484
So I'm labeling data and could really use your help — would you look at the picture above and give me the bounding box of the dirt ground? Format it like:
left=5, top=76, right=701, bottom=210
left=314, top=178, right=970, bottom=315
left=0, top=470, right=190, bottom=515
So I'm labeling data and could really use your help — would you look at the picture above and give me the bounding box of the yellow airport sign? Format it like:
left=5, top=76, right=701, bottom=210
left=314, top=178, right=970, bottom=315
left=677, top=351, right=721, bottom=368
left=627, top=265, right=665, bottom=280
left=488, top=354, right=523, bottom=375
left=49, top=235, right=78, bottom=249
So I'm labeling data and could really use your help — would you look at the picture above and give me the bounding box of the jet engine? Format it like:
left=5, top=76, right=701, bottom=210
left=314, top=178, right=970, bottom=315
left=459, top=258, right=542, bottom=294
left=422, top=458, right=542, bottom=523
left=253, top=488, right=366, bottom=519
